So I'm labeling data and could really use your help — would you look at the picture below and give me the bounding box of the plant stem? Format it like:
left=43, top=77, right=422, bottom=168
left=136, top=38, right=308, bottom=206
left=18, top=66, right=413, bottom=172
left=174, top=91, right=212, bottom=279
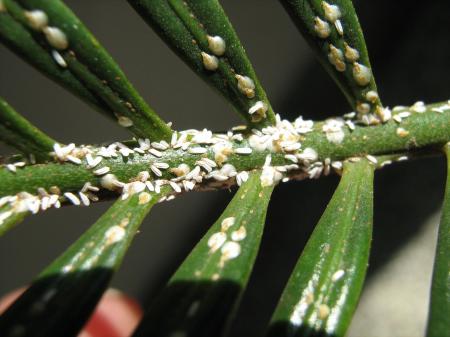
left=0, top=104, right=449, bottom=198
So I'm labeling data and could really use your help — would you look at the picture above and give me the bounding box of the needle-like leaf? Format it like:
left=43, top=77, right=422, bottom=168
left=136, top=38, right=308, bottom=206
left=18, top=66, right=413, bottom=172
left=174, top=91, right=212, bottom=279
left=0, top=203, right=28, bottom=237
left=134, top=171, right=274, bottom=337
left=0, top=7, right=112, bottom=117
left=127, top=0, right=276, bottom=127
left=426, top=143, right=450, bottom=337
left=1, top=0, right=172, bottom=141
left=0, top=188, right=167, bottom=336
left=0, top=97, right=55, bottom=161
left=268, top=159, right=374, bottom=337
left=280, top=0, right=384, bottom=124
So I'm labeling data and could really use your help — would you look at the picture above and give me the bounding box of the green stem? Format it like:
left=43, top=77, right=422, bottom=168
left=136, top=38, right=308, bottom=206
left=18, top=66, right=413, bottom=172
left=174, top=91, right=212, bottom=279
left=0, top=104, right=449, bottom=198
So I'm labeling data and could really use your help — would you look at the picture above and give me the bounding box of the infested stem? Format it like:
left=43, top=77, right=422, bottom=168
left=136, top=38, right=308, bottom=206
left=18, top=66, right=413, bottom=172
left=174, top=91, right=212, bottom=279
left=0, top=104, right=449, bottom=199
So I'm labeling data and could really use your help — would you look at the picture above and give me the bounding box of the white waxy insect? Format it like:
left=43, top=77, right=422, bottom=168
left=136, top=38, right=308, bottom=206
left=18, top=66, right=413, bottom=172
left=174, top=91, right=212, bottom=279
left=138, top=192, right=152, bottom=205
left=169, top=181, right=181, bottom=193
left=397, top=111, right=411, bottom=119
left=234, top=147, right=252, bottom=155
left=344, top=42, right=360, bottom=62
left=366, top=154, right=378, bottom=164
left=183, top=180, right=195, bottom=191
left=86, top=154, right=102, bottom=168
left=153, top=162, right=169, bottom=169
left=125, top=181, right=146, bottom=196
left=235, top=74, right=255, bottom=98
left=201, top=157, right=217, bottom=168
left=314, top=17, right=331, bottom=38
left=6, top=164, right=16, bottom=173
left=345, top=120, right=355, bottom=131
left=248, top=101, right=268, bottom=118
left=318, top=304, right=330, bottom=319
left=196, top=159, right=212, bottom=173
left=67, top=155, right=81, bottom=164
left=207, top=35, right=226, bottom=56
left=284, top=154, right=298, bottom=163
left=328, top=44, right=346, bottom=72
left=171, top=163, right=190, bottom=177
left=236, top=171, right=249, bottom=186
left=117, top=116, right=133, bottom=127
left=231, top=226, right=247, bottom=241
left=170, top=132, right=178, bottom=146
left=149, top=148, right=163, bottom=158
left=137, top=171, right=150, bottom=182
left=64, top=192, right=80, bottom=206
left=150, top=165, right=162, bottom=177
left=331, top=269, right=345, bottom=282
left=79, top=192, right=90, bottom=206
left=365, top=90, right=378, bottom=103
left=119, top=147, right=133, bottom=157
left=25, top=10, right=48, bottom=30
left=208, top=232, right=227, bottom=253
left=411, top=101, right=426, bottom=113
left=185, top=166, right=201, bottom=180
left=356, top=102, right=370, bottom=114
left=93, top=166, right=110, bottom=176
left=188, top=147, right=207, bottom=154
left=322, top=1, right=341, bottom=22
left=100, top=174, right=120, bottom=191
left=210, top=172, right=229, bottom=181
left=334, top=19, right=344, bottom=36
left=151, top=141, right=169, bottom=151
left=282, top=142, right=301, bottom=152
left=220, top=164, right=237, bottom=177
left=201, top=52, right=219, bottom=71
left=352, top=62, right=372, bottom=86
left=105, top=225, right=126, bottom=245
left=221, top=241, right=241, bottom=261
left=331, top=161, right=343, bottom=170
left=343, top=111, right=356, bottom=119
left=43, top=26, right=68, bottom=50
left=297, top=148, right=318, bottom=161
left=221, top=217, right=236, bottom=231
left=51, top=50, right=67, bottom=67
left=396, top=127, right=409, bottom=137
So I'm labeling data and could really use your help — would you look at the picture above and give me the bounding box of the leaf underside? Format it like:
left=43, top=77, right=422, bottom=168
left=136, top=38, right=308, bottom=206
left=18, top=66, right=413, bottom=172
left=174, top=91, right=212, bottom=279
left=268, top=159, right=374, bottom=337
left=134, top=172, right=274, bottom=337
left=0, top=188, right=167, bottom=337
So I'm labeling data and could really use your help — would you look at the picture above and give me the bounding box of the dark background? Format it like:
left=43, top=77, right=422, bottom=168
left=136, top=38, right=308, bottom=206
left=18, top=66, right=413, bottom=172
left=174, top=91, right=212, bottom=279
left=0, top=1, right=448, bottom=336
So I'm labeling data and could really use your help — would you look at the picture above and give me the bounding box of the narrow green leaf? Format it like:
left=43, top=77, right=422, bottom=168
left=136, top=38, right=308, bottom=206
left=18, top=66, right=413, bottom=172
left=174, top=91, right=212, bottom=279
left=127, top=0, right=276, bottom=127
left=0, top=204, right=28, bottom=237
left=280, top=0, right=384, bottom=123
left=134, top=171, right=274, bottom=337
left=426, top=143, right=450, bottom=337
left=0, top=5, right=112, bottom=116
left=268, top=159, right=374, bottom=337
left=1, top=0, right=172, bottom=141
left=0, top=188, right=167, bottom=337
left=0, top=97, right=56, bottom=161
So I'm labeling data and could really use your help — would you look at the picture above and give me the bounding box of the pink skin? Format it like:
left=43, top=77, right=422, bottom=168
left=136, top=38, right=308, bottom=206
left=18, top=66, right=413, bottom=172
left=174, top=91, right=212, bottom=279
left=0, top=288, right=143, bottom=337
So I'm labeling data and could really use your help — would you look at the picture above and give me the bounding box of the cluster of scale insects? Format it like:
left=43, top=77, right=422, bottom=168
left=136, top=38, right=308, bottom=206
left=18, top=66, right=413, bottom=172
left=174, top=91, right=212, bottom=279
left=1, top=1, right=450, bottom=238
left=3, top=97, right=450, bottom=231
